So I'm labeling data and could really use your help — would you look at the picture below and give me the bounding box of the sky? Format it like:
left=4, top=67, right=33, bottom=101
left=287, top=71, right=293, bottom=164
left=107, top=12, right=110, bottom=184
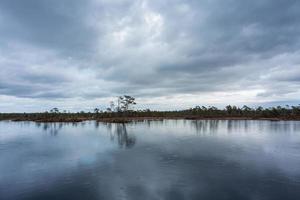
left=0, top=0, right=300, bottom=112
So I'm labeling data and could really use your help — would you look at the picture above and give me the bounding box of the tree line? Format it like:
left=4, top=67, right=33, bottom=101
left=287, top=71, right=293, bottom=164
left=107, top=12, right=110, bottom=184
left=0, top=95, right=300, bottom=121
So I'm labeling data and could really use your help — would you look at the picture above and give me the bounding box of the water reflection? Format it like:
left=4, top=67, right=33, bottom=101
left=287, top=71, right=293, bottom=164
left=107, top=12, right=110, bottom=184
left=36, top=123, right=63, bottom=136
left=191, top=120, right=219, bottom=135
left=189, top=119, right=300, bottom=136
left=105, top=123, right=136, bottom=148
left=32, top=121, right=137, bottom=148
left=1, top=120, right=300, bottom=200
left=94, top=121, right=100, bottom=129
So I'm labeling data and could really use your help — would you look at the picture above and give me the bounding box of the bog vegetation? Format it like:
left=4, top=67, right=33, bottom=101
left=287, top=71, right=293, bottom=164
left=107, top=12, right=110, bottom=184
left=0, top=95, right=300, bottom=122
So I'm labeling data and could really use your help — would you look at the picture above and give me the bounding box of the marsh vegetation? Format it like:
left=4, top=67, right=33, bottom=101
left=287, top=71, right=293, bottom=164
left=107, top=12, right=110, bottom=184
left=1, top=105, right=300, bottom=123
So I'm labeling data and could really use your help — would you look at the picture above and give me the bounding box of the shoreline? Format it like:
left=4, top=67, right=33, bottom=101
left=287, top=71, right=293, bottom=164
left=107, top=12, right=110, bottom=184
left=2, top=116, right=300, bottom=123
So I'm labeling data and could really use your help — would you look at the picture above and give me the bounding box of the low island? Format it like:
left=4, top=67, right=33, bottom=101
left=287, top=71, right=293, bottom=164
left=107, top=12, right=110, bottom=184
left=1, top=96, right=299, bottom=123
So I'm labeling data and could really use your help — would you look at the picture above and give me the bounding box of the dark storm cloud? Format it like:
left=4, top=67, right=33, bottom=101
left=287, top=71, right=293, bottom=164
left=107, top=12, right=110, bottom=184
left=0, top=0, right=97, bottom=58
left=0, top=0, right=300, bottom=110
left=149, top=0, right=300, bottom=83
left=96, top=0, right=300, bottom=97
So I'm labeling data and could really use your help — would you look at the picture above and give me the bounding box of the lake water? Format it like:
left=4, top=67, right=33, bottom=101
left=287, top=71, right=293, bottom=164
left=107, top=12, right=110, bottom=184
left=0, top=120, right=300, bottom=200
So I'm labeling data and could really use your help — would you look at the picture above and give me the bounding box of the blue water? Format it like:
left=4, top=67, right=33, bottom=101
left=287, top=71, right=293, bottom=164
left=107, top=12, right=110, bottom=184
left=0, top=120, right=300, bottom=200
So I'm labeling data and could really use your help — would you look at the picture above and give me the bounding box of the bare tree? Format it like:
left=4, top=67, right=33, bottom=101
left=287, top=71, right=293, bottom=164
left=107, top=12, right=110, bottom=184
left=119, top=95, right=136, bottom=112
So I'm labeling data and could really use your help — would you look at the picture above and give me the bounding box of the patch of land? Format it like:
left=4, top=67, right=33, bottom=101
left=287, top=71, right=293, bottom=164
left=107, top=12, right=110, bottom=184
left=1, top=105, right=300, bottom=123
left=1, top=115, right=299, bottom=123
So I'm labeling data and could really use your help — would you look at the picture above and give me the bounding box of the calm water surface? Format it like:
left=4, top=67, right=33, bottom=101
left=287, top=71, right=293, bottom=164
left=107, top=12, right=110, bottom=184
left=0, top=120, right=300, bottom=200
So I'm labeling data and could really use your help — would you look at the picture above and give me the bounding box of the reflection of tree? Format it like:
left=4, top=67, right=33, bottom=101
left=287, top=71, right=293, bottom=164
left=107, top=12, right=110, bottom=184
left=95, top=121, right=100, bottom=129
left=227, top=120, right=250, bottom=133
left=191, top=120, right=219, bottom=135
left=36, top=122, right=63, bottom=136
left=106, top=123, right=136, bottom=148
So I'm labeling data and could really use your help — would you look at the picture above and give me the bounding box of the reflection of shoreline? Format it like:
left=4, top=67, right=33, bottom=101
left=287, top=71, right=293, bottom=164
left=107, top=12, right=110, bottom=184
left=32, top=119, right=300, bottom=139
left=105, top=123, right=136, bottom=148
left=35, top=122, right=88, bottom=136
left=33, top=121, right=137, bottom=148
left=36, top=123, right=64, bottom=136
left=190, top=120, right=300, bottom=135
left=191, top=120, right=220, bottom=135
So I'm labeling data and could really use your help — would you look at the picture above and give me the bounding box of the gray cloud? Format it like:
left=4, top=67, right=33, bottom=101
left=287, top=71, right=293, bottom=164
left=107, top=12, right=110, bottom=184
left=0, top=0, right=300, bottom=111
left=0, top=0, right=98, bottom=58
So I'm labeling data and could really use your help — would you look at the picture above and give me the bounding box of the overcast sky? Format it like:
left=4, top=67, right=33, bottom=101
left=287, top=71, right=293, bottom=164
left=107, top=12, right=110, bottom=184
left=0, top=0, right=299, bottom=112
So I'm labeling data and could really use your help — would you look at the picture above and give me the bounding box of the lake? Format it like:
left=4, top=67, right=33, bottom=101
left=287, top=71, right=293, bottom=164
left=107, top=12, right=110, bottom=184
left=0, top=120, right=300, bottom=200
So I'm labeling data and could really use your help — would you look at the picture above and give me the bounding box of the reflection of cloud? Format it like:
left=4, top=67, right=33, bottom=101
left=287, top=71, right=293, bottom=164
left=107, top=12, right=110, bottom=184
left=0, top=121, right=115, bottom=200
left=69, top=133, right=300, bottom=200
left=1, top=120, right=300, bottom=199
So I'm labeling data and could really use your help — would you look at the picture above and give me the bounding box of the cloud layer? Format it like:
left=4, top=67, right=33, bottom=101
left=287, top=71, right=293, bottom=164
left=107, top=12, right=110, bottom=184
left=0, top=0, right=300, bottom=111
